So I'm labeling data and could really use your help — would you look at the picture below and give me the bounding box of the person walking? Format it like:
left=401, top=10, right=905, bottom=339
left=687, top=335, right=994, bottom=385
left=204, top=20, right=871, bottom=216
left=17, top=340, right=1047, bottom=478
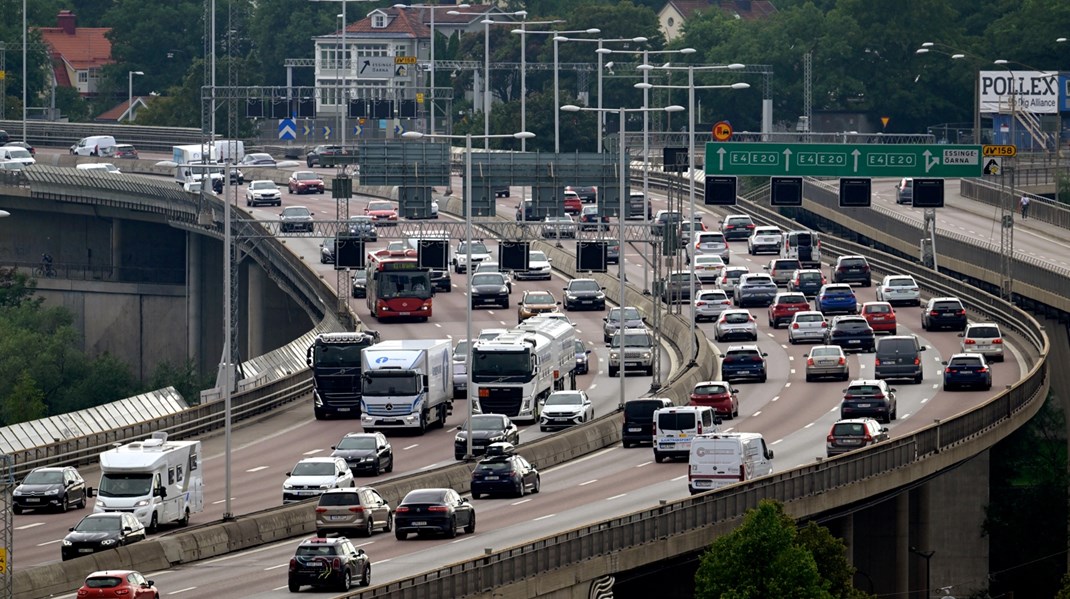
left=1020, top=194, right=1031, bottom=220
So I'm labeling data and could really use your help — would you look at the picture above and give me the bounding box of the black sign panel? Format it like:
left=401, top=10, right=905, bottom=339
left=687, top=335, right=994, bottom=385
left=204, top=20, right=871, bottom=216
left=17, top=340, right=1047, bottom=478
left=499, top=242, right=530, bottom=272
left=911, top=178, right=945, bottom=208
left=335, top=235, right=366, bottom=269
left=332, top=177, right=352, bottom=199
left=348, top=99, right=368, bottom=119
left=704, top=176, right=738, bottom=206
left=417, top=240, right=449, bottom=269
left=399, top=99, right=417, bottom=118
left=246, top=99, right=265, bottom=118
left=838, top=178, right=872, bottom=207
left=770, top=177, right=803, bottom=207
left=371, top=99, right=393, bottom=119
left=292, top=98, right=316, bottom=119
left=576, top=242, right=608, bottom=273
left=663, top=147, right=688, bottom=173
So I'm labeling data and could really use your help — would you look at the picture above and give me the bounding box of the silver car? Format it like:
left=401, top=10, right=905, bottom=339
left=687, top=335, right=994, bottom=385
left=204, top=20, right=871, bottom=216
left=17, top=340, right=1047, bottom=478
left=718, top=266, right=751, bottom=293
left=541, top=215, right=577, bottom=238
left=603, top=306, right=645, bottom=342
left=691, top=231, right=730, bottom=263
left=960, top=322, right=1004, bottom=362
left=804, top=345, right=850, bottom=381
left=788, top=310, right=828, bottom=344
left=694, top=289, right=733, bottom=322
left=691, top=255, right=726, bottom=283
left=734, top=273, right=778, bottom=308
left=713, top=309, right=758, bottom=342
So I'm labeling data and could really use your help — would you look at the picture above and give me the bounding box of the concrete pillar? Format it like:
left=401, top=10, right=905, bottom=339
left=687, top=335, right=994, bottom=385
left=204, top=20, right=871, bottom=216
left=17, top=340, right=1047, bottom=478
left=926, top=451, right=990, bottom=597
left=187, top=232, right=201, bottom=366
left=841, top=511, right=855, bottom=568
left=913, top=484, right=932, bottom=599
left=247, top=262, right=266, bottom=358
left=111, top=219, right=123, bottom=279
left=896, top=492, right=910, bottom=597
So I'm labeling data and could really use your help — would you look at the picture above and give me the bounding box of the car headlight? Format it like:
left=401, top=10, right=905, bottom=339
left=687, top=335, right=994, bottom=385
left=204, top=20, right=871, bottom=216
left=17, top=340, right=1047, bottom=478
left=46, top=489, right=59, bottom=495
left=100, top=539, right=116, bottom=546
left=609, top=351, right=620, bottom=360
left=361, top=456, right=374, bottom=462
left=595, top=293, right=605, bottom=299
left=134, top=499, right=150, bottom=507
left=641, top=352, right=652, bottom=359
left=489, top=435, right=505, bottom=443
left=12, top=488, right=22, bottom=496
left=499, top=286, right=508, bottom=293
left=455, top=435, right=465, bottom=443
left=283, top=482, right=293, bottom=490
left=319, top=484, right=332, bottom=490
left=62, top=539, right=72, bottom=546
left=566, top=294, right=578, bottom=301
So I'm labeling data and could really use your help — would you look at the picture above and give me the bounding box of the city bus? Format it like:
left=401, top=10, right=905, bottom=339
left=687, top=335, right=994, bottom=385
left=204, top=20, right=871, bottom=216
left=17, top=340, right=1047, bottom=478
left=365, top=248, right=434, bottom=321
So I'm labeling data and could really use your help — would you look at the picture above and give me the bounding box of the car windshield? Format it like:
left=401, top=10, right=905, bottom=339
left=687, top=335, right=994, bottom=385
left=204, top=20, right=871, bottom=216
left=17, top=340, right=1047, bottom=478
left=454, top=341, right=470, bottom=358
left=611, top=333, right=652, bottom=347
left=250, top=181, right=275, bottom=190
left=368, top=202, right=394, bottom=212
left=743, top=276, right=774, bottom=286
left=725, top=270, right=746, bottom=280
left=282, top=208, right=309, bottom=217
left=459, top=242, right=489, bottom=254
left=525, top=292, right=554, bottom=304
left=296, top=545, right=341, bottom=557
left=574, top=340, right=586, bottom=352
left=97, top=473, right=152, bottom=498
left=698, top=291, right=727, bottom=300
left=545, top=393, right=583, bottom=406
left=469, top=416, right=506, bottom=432
left=840, top=258, right=867, bottom=266
left=291, top=462, right=337, bottom=476
left=933, top=301, right=963, bottom=310
left=608, top=307, right=641, bottom=322
left=295, top=172, right=319, bottom=180
left=696, top=257, right=723, bottom=265
left=529, top=251, right=547, bottom=262
left=85, top=576, right=125, bottom=589
left=569, top=280, right=600, bottom=292
left=8, top=149, right=30, bottom=159
left=23, top=471, right=64, bottom=485
left=74, top=516, right=121, bottom=532
left=811, top=347, right=842, bottom=357
left=799, top=272, right=822, bottom=280
left=865, top=304, right=892, bottom=314
left=779, top=295, right=807, bottom=304
left=625, top=400, right=665, bottom=419
left=472, top=274, right=505, bottom=286
left=846, top=385, right=883, bottom=396
left=796, top=313, right=824, bottom=323
left=693, top=384, right=727, bottom=395
left=727, top=217, right=751, bottom=226
left=726, top=351, right=760, bottom=360
left=825, top=287, right=853, bottom=295
left=657, top=412, right=695, bottom=430
left=476, top=461, right=514, bottom=472
left=835, top=320, right=870, bottom=331
left=336, top=436, right=376, bottom=450
left=833, top=422, right=868, bottom=436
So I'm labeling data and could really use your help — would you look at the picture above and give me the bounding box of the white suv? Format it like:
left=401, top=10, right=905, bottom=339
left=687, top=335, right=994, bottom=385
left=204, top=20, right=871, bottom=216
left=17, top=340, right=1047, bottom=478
left=747, top=226, right=783, bottom=255
left=960, top=322, right=1004, bottom=362
left=282, top=457, right=354, bottom=504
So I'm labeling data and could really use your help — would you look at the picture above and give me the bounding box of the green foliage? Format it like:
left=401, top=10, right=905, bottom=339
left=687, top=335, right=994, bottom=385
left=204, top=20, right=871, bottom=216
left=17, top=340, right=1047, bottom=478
left=0, top=267, right=38, bottom=308
left=1056, top=572, right=1070, bottom=599
left=53, top=86, right=90, bottom=122
left=1, top=371, right=47, bottom=425
left=148, top=359, right=214, bottom=405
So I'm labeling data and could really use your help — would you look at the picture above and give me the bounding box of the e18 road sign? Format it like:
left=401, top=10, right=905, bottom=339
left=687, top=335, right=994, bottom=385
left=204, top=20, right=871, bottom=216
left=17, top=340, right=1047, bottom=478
left=705, top=142, right=983, bottom=178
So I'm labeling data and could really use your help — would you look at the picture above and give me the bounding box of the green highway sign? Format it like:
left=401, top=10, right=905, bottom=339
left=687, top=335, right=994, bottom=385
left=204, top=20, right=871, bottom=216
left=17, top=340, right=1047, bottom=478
left=705, top=143, right=984, bottom=178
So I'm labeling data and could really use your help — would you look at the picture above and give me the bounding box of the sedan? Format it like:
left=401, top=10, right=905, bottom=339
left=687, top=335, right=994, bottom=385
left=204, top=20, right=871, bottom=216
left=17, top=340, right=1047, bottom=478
left=13, top=466, right=87, bottom=514
left=541, top=215, right=577, bottom=238
left=394, top=488, right=475, bottom=540
left=279, top=206, right=314, bottom=233
left=239, top=152, right=276, bottom=166
left=804, top=345, right=850, bottom=382
left=351, top=270, right=368, bottom=298
left=454, top=414, right=519, bottom=460
left=514, top=250, right=552, bottom=280
left=575, top=339, right=591, bottom=375
left=713, top=309, right=758, bottom=342
left=346, top=216, right=378, bottom=242
left=875, top=275, right=921, bottom=306
left=824, top=315, right=876, bottom=352
left=691, top=254, right=726, bottom=283
left=579, top=205, right=610, bottom=231
left=77, top=570, right=157, bottom=599
left=330, top=432, right=393, bottom=476
left=288, top=170, right=325, bottom=194
left=320, top=238, right=336, bottom=264
left=62, top=513, right=146, bottom=561
left=861, top=301, right=897, bottom=334
left=539, top=390, right=594, bottom=431
left=694, top=289, right=733, bottom=322
left=364, top=200, right=399, bottom=226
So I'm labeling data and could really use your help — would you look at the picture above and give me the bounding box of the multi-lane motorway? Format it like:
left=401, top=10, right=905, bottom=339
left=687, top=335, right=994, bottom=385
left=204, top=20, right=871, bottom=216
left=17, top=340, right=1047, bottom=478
left=13, top=154, right=1031, bottom=596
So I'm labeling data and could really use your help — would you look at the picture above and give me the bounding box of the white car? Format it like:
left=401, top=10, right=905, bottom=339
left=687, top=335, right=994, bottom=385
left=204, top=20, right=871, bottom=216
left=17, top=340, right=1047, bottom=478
left=694, top=289, right=733, bottom=321
left=718, top=266, right=751, bottom=293
left=0, top=146, right=35, bottom=166
left=453, top=240, right=492, bottom=273
left=691, top=231, right=731, bottom=263
left=788, top=310, right=829, bottom=344
left=713, top=309, right=759, bottom=342
left=875, top=275, right=921, bottom=306
left=515, top=250, right=552, bottom=280
left=539, top=390, right=594, bottom=431
left=960, top=322, right=1004, bottom=362
left=282, top=457, right=354, bottom=504
left=245, top=180, right=282, bottom=207
left=474, top=261, right=513, bottom=292
left=747, top=226, right=783, bottom=255
left=541, top=215, right=577, bottom=238
left=691, top=254, right=726, bottom=283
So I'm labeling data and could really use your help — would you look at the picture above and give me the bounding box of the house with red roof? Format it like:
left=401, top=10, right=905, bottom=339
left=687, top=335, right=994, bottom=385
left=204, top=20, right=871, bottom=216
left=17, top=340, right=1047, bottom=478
left=37, top=10, right=114, bottom=96
left=659, top=0, right=777, bottom=41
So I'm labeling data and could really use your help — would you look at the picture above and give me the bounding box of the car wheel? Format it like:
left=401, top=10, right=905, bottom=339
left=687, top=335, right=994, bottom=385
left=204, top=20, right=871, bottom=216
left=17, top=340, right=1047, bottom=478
left=371, top=459, right=381, bottom=476
left=148, top=512, right=159, bottom=534
left=446, top=517, right=458, bottom=538
left=914, top=373, right=923, bottom=384
left=464, top=512, right=476, bottom=534
left=12, top=505, right=22, bottom=515
left=339, top=569, right=352, bottom=591
left=516, top=479, right=526, bottom=498
left=532, top=475, right=541, bottom=494
left=395, top=529, right=407, bottom=540
left=385, top=456, right=394, bottom=473
left=654, top=451, right=664, bottom=463
left=77, top=494, right=87, bottom=509
left=360, top=517, right=374, bottom=537
left=59, top=495, right=69, bottom=513
left=288, top=580, right=300, bottom=593
left=943, top=383, right=951, bottom=391
left=805, top=374, right=813, bottom=382
left=360, top=564, right=372, bottom=587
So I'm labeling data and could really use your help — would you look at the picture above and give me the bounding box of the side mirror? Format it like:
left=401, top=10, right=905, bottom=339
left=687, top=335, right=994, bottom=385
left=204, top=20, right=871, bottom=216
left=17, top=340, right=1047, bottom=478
left=761, top=353, right=769, bottom=357
left=713, top=416, right=723, bottom=425
left=357, top=549, right=366, bottom=556
left=880, top=427, right=889, bottom=433
left=286, top=472, right=292, bottom=477
left=86, top=487, right=95, bottom=498
left=157, top=488, right=167, bottom=498
left=123, top=526, right=133, bottom=533
left=766, top=450, right=775, bottom=459
left=145, top=581, right=155, bottom=588
left=890, top=388, right=898, bottom=393
left=531, top=462, right=538, bottom=469
left=585, top=350, right=591, bottom=355
left=731, top=388, right=739, bottom=393
left=331, top=446, right=337, bottom=450
left=920, top=346, right=927, bottom=351
left=69, top=527, right=75, bottom=532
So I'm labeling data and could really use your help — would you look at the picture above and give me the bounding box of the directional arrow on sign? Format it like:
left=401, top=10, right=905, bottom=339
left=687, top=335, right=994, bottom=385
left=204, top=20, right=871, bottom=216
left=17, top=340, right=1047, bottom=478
left=323, top=126, right=332, bottom=139
left=278, top=118, right=296, bottom=141
left=353, top=125, right=363, bottom=137
left=393, top=123, right=405, bottom=135
left=302, top=125, right=311, bottom=136
left=782, top=148, right=792, bottom=172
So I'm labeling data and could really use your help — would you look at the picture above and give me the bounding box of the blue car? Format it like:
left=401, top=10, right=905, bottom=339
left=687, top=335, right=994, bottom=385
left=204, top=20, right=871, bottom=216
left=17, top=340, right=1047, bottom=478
left=942, top=353, right=992, bottom=391
left=719, top=345, right=769, bottom=383
left=816, top=284, right=858, bottom=315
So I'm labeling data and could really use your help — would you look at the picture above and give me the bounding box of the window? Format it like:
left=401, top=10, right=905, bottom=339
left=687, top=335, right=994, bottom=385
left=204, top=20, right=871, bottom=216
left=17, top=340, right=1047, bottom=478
left=667, top=17, right=675, bottom=27
left=168, top=467, right=175, bottom=485
left=372, top=14, right=387, bottom=28
left=176, top=465, right=184, bottom=482
left=77, top=71, right=88, bottom=83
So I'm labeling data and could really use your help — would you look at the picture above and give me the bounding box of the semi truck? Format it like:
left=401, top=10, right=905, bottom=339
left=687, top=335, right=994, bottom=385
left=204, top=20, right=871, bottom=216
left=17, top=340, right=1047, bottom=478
left=470, top=316, right=576, bottom=422
left=306, top=331, right=381, bottom=420
left=92, top=432, right=204, bottom=532
left=360, top=339, right=453, bottom=434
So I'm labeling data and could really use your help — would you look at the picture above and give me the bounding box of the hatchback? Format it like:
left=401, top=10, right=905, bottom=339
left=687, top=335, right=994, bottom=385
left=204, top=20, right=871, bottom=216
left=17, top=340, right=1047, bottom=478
left=921, top=297, right=968, bottom=331
left=734, top=273, right=778, bottom=307
left=767, top=292, right=810, bottom=328
left=77, top=571, right=157, bottom=599
left=960, top=322, right=1004, bottom=362
left=718, top=266, right=751, bottom=293
left=788, top=311, right=828, bottom=344
left=314, top=487, right=392, bottom=538
left=692, top=255, right=727, bottom=282
left=942, top=353, right=993, bottom=391
left=896, top=177, right=914, bottom=204
left=876, top=275, right=921, bottom=306
left=689, top=380, right=739, bottom=419
left=62, top=513, right=145, bottom=561
left=288, top=536, right=370, bottom=591
left=692, top=231, right=731, bottom=263
left=764, top=259, right=802, bottom=286
left=824, top=315, right=876, bottom=352
left=720, top=214, right=756, bottom=240
left=714, top=309, right=758, bottom=342
left=470, top=443, right=541, bottom=498
left=787, top=268, right=826, bottom=297
left=719, top=345, right=769, bottom=383
left=831, top=255, right=872, bottom=286
left=861, top=301, right=897, bottom=334
left=826, top=418, right=888, bottom=457
left=394, top=488, right=476, bottom=539
left=694, top=289, right=733, bottom=321
left=816, top=284, right=858, bottom=315
left=840, top=379, right=897, bottom=423
left=575, top=339, right=591, bottom=374
left=805, top=345, right=850, bottom=381
left=562, top=191, right=582, bottom=214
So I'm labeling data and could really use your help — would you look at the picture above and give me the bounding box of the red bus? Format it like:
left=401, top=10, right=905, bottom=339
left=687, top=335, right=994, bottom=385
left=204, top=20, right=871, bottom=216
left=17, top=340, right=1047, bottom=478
left=365, top=248, right=434, bottom=321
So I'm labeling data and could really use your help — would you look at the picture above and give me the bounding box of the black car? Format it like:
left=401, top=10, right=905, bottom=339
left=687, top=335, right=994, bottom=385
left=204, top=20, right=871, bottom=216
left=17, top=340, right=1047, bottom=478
left=454, top=414, right=519, bottom=460
left=470, top=442, right=541, bottom=498
left=331, top=432, right=393, bottom=475
left=470, top=272, right=510, bottom=309
left=942, top=353, right=993, bottom=391
left=394, top=488, right=476, bottom=540
left=351, top=270, right=368, bottom=298
left=824, top=315, right=876, bottom=353
left=621, top=397, right=674, bottom=448
left=14, top=466, right=87, bottom=514
left=320, top=238, right=336, bottom=264
left=566, top=185, right=598, bottom=202
left=239, top=152, right=277, bottom=167
left=280, top=206, right=315, bottom=233
left=831, top=255, right=872, bottom=287
left=61, top=513, right=145, bottom=561
left=346, top=216, right=378, bottom=242
left=563, top=278, right=606, bottom=310
left=288, top=536, right=370, bottom=591
left=841, top=379, right=897, bottom=423
left=921, top=297, right=968, bottom=331
left=0, top=129, right=9, bottom=144
left=494, top=186, right=510, bottom=198
left=430, top=268, right=452, bottom=292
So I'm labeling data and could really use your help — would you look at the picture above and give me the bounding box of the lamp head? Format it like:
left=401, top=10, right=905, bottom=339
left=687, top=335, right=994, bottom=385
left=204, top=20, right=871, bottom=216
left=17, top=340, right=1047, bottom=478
left=994, top=59, right=1009, bottom=65
left=731, top=82, right=750, bottom=90
left=560, top=105, right=581, bottom=112
left=921, top=42, right=934, bottom=48
left=915, top=48, right=929, bottom=55
left=133, top=71, right=144, bottom=76
left=680, top=48, right=697, bottom=54
left=513, top=131, right=535, bottom=139
left=636, top=64, right=653, bottom=71
left=553, top=36, right=568, bottom=42
left=1059, top=37, right=1067, bottom=43
left=586, top=28, right=600, bottom=34
left=632, top=36, right=648, bottom=43
left=457, top=3, right=471, bottom=8
left=664, top=105, right=685, bottom=112
left=634, top=82, right=653, bottom=90
left=446, top=10, right=460, bottom=15
left=952, top=54, right=965, bottom=59
left=727, top=63, right=745, bottom=69
left=595, top=48, right=612, bottom=55
left=514, top=10, right=528, bottom=17
left=401, top=131, right=425, bottom=139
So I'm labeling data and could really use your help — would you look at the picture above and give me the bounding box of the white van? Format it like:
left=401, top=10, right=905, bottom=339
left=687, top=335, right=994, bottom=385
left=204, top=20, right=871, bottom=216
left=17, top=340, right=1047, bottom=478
left=687, top=433, right=774, bottom=495
left=212, top=139, right=245, bottom=164
left=70, top=135, right=117, bottom=157
left=653, top=405, right=720, bottom=463
left=76, top=163, right=121, bottom=174
left=782, top=230, right=821, bottom=268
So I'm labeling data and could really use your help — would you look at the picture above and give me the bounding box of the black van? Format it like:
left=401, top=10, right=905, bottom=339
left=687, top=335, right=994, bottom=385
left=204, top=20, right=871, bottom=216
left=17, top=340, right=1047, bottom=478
left=874, top=335, right=927, bottom=384
left=621, top=397, right=674, bottom=447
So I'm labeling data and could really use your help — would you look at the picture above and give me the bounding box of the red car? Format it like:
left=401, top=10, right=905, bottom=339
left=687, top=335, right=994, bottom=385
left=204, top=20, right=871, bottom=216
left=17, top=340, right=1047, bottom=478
left=689, top=380, right=739, bottom=419
left=563, top=191, right=583, bottom=215
left=288, top=170, right=325, bottom=194
left=861, top=301, right=897, bottom=333
left=767, top=292, right=811, bottom=328
left=77, top=570, right=158, bottom=598
left=364, top=200, right=399, bottom=225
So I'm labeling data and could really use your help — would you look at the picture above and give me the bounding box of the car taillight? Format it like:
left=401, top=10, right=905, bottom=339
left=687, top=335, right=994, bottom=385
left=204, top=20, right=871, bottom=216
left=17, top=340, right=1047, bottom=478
left=873, top=393, right=885, bottom=400
left=428, top=506, right=449, bottom=512
left=945, top=368, right=954, bottom=374
left=696, top=301, right=706, bottom=306
left=314, top=507, right=328, bottom=513
left=913, top=358, right=920, bottom=365
left=993, top=338, right=1003, bottom=344
left=821, top=321, right=828, bottom=327
left=979, top=367, right=989, bottom=373
left=333, top=558, right=342, bottom=569
left=964, top=339, right=976, bottom=344
left=746, top=224, right=755, bottom=228
left=792, top=323, right=800, bottom=329
left=349, top=506, right=365, bottom=513
left=696, top=422, right=703, bottom=434
left=957, top=309, right=966, bottom=315
left=747, top=315, right=754, bottom=322
left=931, top=311, right=939, bottom=316
left=827, top=433, right=835, bottom=443
left=838, top=357, right=846, bottom=365
left=395, top=506, right=410, bottom=513
left=807, top=357, right=815, bottom=366
left=863, top=431, right=874, bottom=442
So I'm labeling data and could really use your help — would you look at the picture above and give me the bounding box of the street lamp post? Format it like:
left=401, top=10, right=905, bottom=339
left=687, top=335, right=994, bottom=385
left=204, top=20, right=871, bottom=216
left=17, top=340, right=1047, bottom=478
left=127, top=71, right=144, bottom=123
left=561, top=103, right=683, bottom=407
left=402, top=129, right=534, bottom=459
left=910, top=547, right=935, bottom=599
left=393, top=3, right=471, bottom=137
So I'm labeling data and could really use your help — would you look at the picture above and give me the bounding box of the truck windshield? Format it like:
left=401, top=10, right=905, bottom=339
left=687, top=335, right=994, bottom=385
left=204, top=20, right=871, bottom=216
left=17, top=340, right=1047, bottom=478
left=98, top=473, right=153, bottom=498
left=472, top=350, right=531, bottom=377
left=377, top=271, right=432, bottom=299
left=313, top=342, right=371, bottom=367
left=363, top=372, right=419, bottom=396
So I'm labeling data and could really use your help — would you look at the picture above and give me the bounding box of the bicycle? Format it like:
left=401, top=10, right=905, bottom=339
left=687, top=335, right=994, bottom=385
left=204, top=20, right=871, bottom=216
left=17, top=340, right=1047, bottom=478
left=33, top=262, right=57, bottom=279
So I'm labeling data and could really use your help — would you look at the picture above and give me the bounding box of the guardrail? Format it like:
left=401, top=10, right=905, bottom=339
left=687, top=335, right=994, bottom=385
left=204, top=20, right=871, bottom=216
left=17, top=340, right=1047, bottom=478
left=961, top=177, right=1070, bottom=229
left=0, top=119, right=204, bottom=153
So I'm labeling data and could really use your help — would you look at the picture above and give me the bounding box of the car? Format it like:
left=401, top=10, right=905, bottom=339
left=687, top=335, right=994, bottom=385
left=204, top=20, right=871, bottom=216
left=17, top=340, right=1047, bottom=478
left=0, top=146, right=34, bottom=166
left=13, top=466, right=87, bottom=514
left=319, top=237, right=336, bottom=264
left=239, top=152, right=276, bottom=166
left=541, top=215, right=577, bottom=238
left=4, top=140, right=34, bottom=156
left=831, top=255, right=872, bottom=286
left=494, top=185, right=511, bottom=198
left=539, top=390, right=594, bottom=431
left=826, top=418, right=889, bottom=457
left=565, top=185, right=598, bottom=202
left=562, top=190, right=583, bottom=214
left=747, top=226, right=783, bottom=255
left=718, top=265, right=751, bottom=293
left=788, top=310, right=828, bottom=344
left=719, top=213, right=755, bottom=240
left=61, top=513, right=146, bottom=561
left=514, top=250, right=553, bottom=280
left=840, top=379, right=897, bottom=423
left=288, top=170, right=325, bottom=194
left=895, top=177, right=914, bottom=204
left=351, top=270, right=368, bottom=298
left=515, top=200, right=535, bottom=221
left=394, top=488, right=476, bottom=539
left=607, top=327, right=655, bottom=377
left=861, top=301, right=897, bottom=334
left=734, top=273, right=778, bottom=307
left=652, top=210, right=683, bottom=236
left=210, top=167, right=245, bottom=192
left=574, top=339, right=591, bottom=374
left=579, top=205, right=610, bottom=231
left=70, top=135, right=116, bottom=157
left=714, top=309, right=758, bottom=342
left=942, top=353, right=993, bottom=391
left=429, top=267, right=451, bottom=292
left=288, top=536, right=371, bottom=591
left=657, top=270, right=700, bottom=304
left=763, top=258, right=802, bottom=287
left=377, top=238, right=403, bottom=253
left=102, top=143, right=137, bottom=160
left=563, top=278, right=606, bottom=310
left=621, top=397, right=674, bottom=448
left=816, top=284, right=858, bottom=315
left=767, top=292, right=810, bottom=328
left=346, top=215, right=378, bottom=242
left=694, top=289, right=733, bottom=322
left=603, top=306, right=644, bottom=342
left=453, top=240, right=492, bottom=273
left=0, top=159, right=24, bottom=172
left=692, top=254, right=726, bottom=283
left=473, top=261, right=513, bottom=292
left=470, top=442, right=541, bottom=498
left=518, top=290, right=560, bottom=322
left=719, top=345, right=769, bottom=383
left=960, top=322, right=1004, bottom=362
left=873, top=335, right=927, bottom=383
left=306, top=144, right=348, bottom=167
left=283, top=457, right=354, bottom=504
left=787, top=268, right=826, bottom=297
left=824, top=315, right=876, bottom=352
left=921, top=297, right=968, bottom=331
left=279, top=205, right=314, bottom=233
left=364, top=200, right=399, bottom=226
left=875, top=275, right=921, bottom=306
left=0, top=129, right=7, bottom=144
left=245, top=180, right=282, bottom=207
left=470, top=272, right=510, bottom=309
left=691, top=231, right=730, bottom=263
left=606, top=241, right=620, bottom=265
left=330, top=432, right=393, bottom=476
left=689, top=380, right=739, bottom=419
left=314, top=486, right=392, bottom=538
left=77, top=570, right=158, bottom=598
left=678, top=218, right=708, bottom=244
left=454, top=413, right=519, bottom=460
left=805, top=345, right=850, bottom=382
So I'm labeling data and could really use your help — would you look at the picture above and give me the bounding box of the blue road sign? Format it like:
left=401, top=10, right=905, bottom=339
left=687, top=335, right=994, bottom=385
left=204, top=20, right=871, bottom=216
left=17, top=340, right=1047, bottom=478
left=323, top=126, right=332, bottom=139
left=354, top=125, right=363, bottom=136
left=278, top=118, right=296, bottom=141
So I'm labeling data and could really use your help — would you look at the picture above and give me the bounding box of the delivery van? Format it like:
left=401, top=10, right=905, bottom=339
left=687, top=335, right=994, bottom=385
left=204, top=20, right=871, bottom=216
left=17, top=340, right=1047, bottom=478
left=653, top=405, right=720, bottom=463
left=687, top=432, right=774, bottom=495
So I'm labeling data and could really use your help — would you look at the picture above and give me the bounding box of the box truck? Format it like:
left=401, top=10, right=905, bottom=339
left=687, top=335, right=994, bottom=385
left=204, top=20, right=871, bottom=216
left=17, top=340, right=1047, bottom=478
left=360, top=339, right=453, bottom=434
left=307, top=331, right=381, bottom=420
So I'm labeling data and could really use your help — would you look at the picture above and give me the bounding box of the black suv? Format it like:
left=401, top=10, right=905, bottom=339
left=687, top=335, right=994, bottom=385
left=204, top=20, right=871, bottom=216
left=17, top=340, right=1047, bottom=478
left=621, top=397, right=674, bottom=447
left=874, top=335, right=927, bottom=383
left=330, top=432, right=393, bottom=475
left=288, top=536, right=371, bottom=592
left=831, top=255, right=872, bottom=286
left=454, top=414, right=519, bottom=460
left=824, top=315, right=876, bottom=353
left=563, top=279, right=606, bottom=310
left=921, top=297, right=968, bottom=331
left=470, top=442, right=541, bottom=498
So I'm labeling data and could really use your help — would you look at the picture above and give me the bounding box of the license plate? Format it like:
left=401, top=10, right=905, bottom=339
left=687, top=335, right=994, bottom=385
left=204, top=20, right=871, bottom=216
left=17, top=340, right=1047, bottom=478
left=337, top=407, right=351, bottom=412
left=581, top=300, right=592, bottom=304
left=79, top=548, right=94, bottom=553
left=678, top=433, right=688, bottom=438
left=856, top=403, right=871, bottom=408
left=411, top=521, right=427, bottom=526
left=659, top=442, right=674, bottom=448
left=399, top=312, right=411, bottom=316
left=26, top=498, right=40, bottom=503
left=848, top=340, right=860, bottom=344
left=737, top=371, right=752, bottom=375
left=842, top=439, right=862, bottom=445
left=484, top=476, right=499, bottom=480
left=329, top=515, right=349, bottom=521
left=628, top=427, right=642, bottom=432
left=381, top=419, right=400, bottom=424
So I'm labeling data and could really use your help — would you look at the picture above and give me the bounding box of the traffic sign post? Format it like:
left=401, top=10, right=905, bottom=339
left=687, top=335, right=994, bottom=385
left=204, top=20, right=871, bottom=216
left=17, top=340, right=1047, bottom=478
left=706, top=142, right=984, bottom=178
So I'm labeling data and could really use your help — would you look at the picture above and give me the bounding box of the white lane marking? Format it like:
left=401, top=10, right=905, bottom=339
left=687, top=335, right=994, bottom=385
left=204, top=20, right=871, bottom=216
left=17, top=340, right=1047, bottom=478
left=211, top=497, right=236, bottom=505
left=434, top=323, right=442, bottom=328
left=450, top=537, right=468, bottom=544
left=579, top=479, right=598, bottom=486
left=588, top=383, right=597, bottom=390
left=635, top=461, right=652, bottom=467
left=15, top=522, right=43, bottom=530
left=449, top=426, right=459, bottom=432
left=534, top=514, right=556, bottom=521
left=901, top=413, right=912, bottom=419
left=606, top=493, right=627, bottom=501
left=790, top=369, right=796, bottom=375
left=934, top=356, right=942, bottom=361
left=723, top=427, right=735, bottom=433
left=771, top=395, right=780, bottom=402
left=829, top=406, right=838, bottom=412
left=672, top=475, right=688, bottom=481
left=781, top=344, right=788, bottom=349
left=403, top=444, right=420, bottom=450
left=354, top=541, right=375, bottom=548
left=37, top=539, right=62, bottom=546
left=372, top=559, right=393, bottom=565
left=920, top=397, right=930, bottom=404
left=753, top=411, right=762, bottom=417
left=785, top=382, right=791, bottom=388
left=771, top=439, right=784, bottom=445
left=246, top=466, right=268, bottom=473
left=302, top=448, right=323, bottom=455
left=264, top=564, right=287, bottom=571
left=171, top=588, right=198, bottom=595
left=512, top=499, right=532, bottom=506
left=766, top=333, right=776, bottom=338
left=204, top=538, right=296, bottom=564
left=932, top=383, right=939, bottom=389
left=788, top=355, right=794, bottom=360
left=804, top=422, right=815, bottom=429
left=273, top=586, right=288, bottom=591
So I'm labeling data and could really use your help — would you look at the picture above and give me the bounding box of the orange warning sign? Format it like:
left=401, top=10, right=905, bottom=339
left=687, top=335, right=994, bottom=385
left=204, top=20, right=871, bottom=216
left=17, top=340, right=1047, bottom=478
left=712, top=121, right=733, bottom=142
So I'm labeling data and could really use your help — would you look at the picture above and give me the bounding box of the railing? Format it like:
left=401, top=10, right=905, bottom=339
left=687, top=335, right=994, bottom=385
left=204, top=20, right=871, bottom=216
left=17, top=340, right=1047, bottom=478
left=962, top=177, right=1070, bottom=228
left=0, top=119, right=204, bottom=153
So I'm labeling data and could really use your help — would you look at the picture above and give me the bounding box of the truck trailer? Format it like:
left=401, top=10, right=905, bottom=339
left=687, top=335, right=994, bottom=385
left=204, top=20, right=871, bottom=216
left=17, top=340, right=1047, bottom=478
left=360, top=339, right=453, bottom=433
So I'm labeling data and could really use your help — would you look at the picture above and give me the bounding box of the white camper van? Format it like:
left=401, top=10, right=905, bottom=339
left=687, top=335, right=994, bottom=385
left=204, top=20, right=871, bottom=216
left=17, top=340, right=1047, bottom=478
left=687, top=433, right=774, bottom=495
left=93, top=432, right=204, bottom=532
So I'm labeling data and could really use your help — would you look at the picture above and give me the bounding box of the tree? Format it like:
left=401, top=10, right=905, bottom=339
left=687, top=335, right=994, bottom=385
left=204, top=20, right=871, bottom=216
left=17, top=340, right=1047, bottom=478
left=0, top=372, right=46, bottom=425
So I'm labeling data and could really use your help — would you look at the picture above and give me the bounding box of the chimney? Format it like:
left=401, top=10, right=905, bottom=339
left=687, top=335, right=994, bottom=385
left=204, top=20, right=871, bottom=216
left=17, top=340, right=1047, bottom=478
left=57, top=10, right=76, bottom=35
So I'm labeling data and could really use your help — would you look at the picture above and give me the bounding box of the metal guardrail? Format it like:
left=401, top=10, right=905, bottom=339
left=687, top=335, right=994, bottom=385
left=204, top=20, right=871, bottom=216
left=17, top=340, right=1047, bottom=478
left=0, top=119, right=204, bottom=153
left=961, top=177, right=1070, bottom=229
